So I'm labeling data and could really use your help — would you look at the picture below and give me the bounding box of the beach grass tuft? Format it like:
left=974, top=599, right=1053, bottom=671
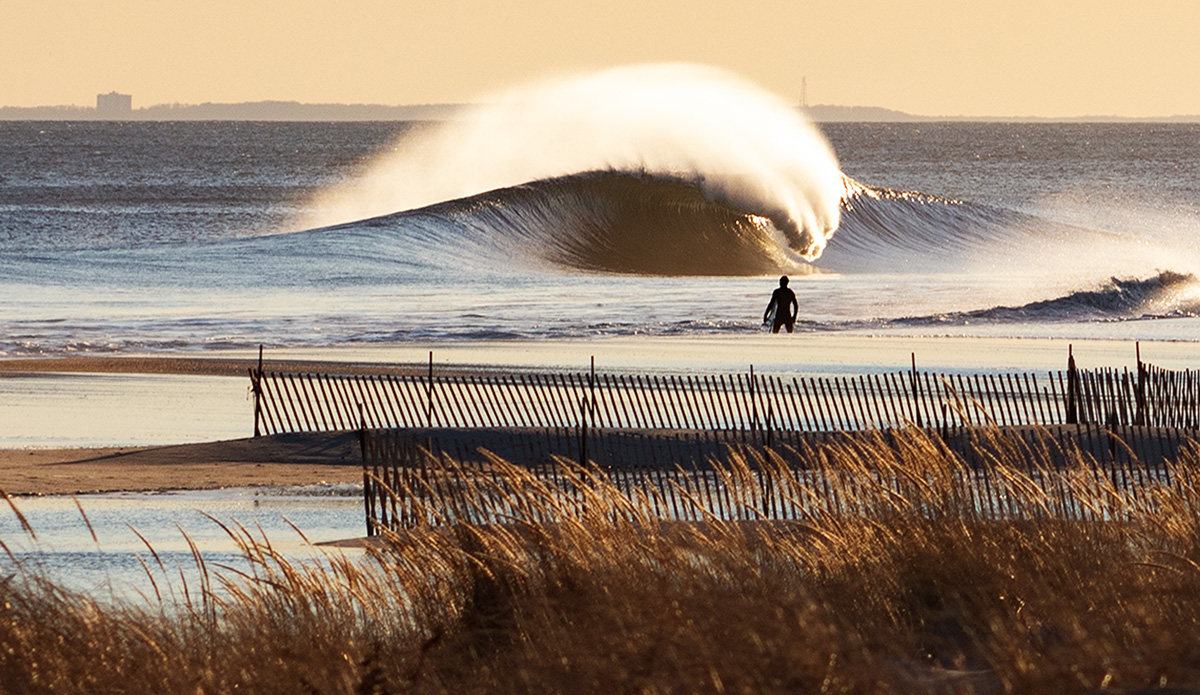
left=5, top=427, right=1200, bottom=693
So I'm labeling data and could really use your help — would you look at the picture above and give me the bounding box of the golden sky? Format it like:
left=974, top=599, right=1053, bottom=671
left=4, top=0, right=1198, bottom=117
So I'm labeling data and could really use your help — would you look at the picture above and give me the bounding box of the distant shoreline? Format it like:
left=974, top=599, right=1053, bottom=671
left=0, top=102, right=467, bottom=122
left=2, top=101, right=1198, bottom=123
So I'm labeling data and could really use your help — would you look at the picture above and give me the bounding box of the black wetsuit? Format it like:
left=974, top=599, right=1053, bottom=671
left=765, top=286, right=798, bottom=333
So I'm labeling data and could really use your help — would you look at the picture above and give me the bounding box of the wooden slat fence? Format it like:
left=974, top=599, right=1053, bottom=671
left=359, top=425, right=1200, bottom=534
left=250, top=362, right=1200, bottom=437
left=1139, top=363, right=1200, bottom=428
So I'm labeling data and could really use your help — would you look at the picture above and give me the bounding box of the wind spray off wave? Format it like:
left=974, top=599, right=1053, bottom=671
left=303, top=64, right=845, bottom=262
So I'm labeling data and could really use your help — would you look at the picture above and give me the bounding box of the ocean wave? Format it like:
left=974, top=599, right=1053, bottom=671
left=303, top=64, right=844, bottom=261
left=10, top=164, right=1192, bottom=291
left=927, top=271, right=1200, bottom=324
left=816, top=179, right=1037, bottom=272
left=350, top=171, right=797, bottom=276
left=306, top=171, right=1072, bottom=277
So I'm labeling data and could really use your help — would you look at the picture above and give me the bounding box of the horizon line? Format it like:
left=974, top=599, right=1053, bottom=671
left=1, top=100, right=1198, bottom=123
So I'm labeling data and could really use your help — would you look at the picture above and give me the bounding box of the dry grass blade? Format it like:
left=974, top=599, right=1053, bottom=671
left=1, top=488, right=37, bottom=541
left=71, top=496, right=99, bottom=545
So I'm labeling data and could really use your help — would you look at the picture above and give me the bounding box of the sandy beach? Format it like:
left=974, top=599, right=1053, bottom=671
left=0, top=432, right=363, bottom=496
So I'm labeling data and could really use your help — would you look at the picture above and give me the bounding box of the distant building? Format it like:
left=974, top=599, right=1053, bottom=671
left=96, top=92, right=132, bottom=116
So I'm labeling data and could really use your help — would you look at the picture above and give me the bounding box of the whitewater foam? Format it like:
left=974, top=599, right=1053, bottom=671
left=302, top=64, right=844, bottom=260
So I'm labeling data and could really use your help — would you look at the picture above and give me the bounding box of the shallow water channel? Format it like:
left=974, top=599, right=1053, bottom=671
left=1, top=485, right=366, bottom=602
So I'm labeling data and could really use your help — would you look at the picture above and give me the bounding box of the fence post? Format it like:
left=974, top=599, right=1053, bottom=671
left=910, top=353, right=924, bottom=428
left=358, top=404, right=372, bottom=537
left=580, top=395, right=588, bottom=466
left=252, top=344, right=264, bottom=437
left=750, top=364, right=759, bottom=435
left=582, top=356, right=596, bottom=465
left=426, top=351, right=434, bottom=428
left=1066, top=345, right=1079, bottom=425
left=1134, top=341, right=1147, bottom=426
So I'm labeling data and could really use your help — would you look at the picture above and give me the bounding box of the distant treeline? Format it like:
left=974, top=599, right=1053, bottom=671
left=2, top=101, right=1198, bottom=122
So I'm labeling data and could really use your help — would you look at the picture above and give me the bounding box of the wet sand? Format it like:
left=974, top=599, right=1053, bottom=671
left=1, top=334, right=1185, bottom=380
left=0, top=355, right=428, bottom=378
left=0, top=433, right=363, bottom=496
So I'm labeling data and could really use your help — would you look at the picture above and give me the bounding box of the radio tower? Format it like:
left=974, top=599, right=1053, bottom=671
left=800, top=76, right=809, bottom=109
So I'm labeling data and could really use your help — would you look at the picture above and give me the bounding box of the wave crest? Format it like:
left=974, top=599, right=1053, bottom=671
left=303, top=64, right=844, bottom=260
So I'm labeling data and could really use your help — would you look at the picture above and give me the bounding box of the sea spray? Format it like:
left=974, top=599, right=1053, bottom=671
left=302, top=64, right=845, bottom=261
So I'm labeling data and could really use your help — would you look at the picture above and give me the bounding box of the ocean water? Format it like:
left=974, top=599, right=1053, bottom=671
left=2, top=75, right=1200, bottom=358
left=0, top=485, right=365, bottom=598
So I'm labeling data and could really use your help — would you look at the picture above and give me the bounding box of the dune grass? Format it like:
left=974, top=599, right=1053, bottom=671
left=4, top=427, right=1200, bottom=694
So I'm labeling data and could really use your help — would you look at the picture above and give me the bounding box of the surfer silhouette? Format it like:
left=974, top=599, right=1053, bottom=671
left=763, top=275, right=798, bottom=334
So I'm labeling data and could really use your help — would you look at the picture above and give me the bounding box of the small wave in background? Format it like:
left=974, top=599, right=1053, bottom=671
left=881, top=272, right=1200, bottom=329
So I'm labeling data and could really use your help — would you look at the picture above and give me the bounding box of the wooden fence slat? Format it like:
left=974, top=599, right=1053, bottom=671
left=273, top=373, right=300, bottom=432
left=256, top=372, right=282, bottom=435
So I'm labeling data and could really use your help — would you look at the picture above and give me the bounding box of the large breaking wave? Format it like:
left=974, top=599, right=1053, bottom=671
left=342, top=171, right=794, bottom=275
left=303, top=64, right=844, bottom=262
left=320, top=170, right=1122, bottom=275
